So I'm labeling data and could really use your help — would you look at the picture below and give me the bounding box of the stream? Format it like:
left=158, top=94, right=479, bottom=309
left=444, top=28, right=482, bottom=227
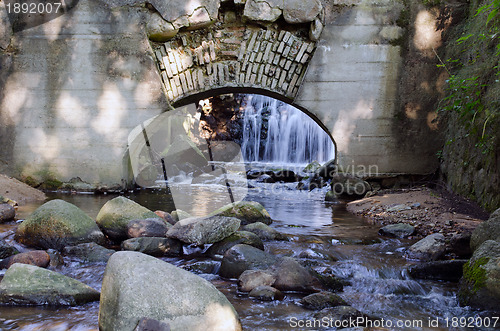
left=0, top=171, right=496, bottom=330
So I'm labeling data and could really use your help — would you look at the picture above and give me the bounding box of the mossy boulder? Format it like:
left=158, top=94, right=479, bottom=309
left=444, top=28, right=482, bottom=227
left=96, top=197, right=161, bottom=242
left=167, top=215, right=240, bottom=245
left=121, top=237, right=182, bottom=257
left=0, top=263, right=100, bottom=305
left=458, top=240, right=500, bottom=310
left=303, top=161, right=321, bottom=173
left=15, top=199, right=105, bottom=250
left=0, top=203, right=15, bottom=223
left=210, top=201, right=272, bottom=226
left=242, top=222, right=288, bottom=241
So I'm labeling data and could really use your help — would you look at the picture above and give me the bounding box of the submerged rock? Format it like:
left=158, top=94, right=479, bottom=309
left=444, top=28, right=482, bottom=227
left=313, top=306, right=368, bottom=324
left=0, top=250, right=50, bottom=269
left=63, top=242, right=115, bottom=263
left=0, top=203, right=15, bottom=223
left=15, top=199, right=105, bottom=250
left=248, top=286, right=284, bottom=301
left=96, top=197, right=161, bottom=242
left=121, top=237, right=182, bottom=256
left=0, top=263, right=100, bottom=305
left=210, top=201, right=272, bottom=225
left=458, top=240, right=500, bottom=310
left=242, top=222, right=287, bottom=241
left=127, top=218, right=171, bottom=238
left=405, top=233, right=446, bottom=261
left=0, top=240, right=19, bottom=259
left=219, top=244, right=278, bottom=279
left=167, top=215, right=240, bottom=245
left=206, top=231, right=264, bottom=259
left=470, top=207, right=500, bottom=251
left=99, top=251, right=241, bottom=331
left=379, top=223, right=415, bottom=238
left=300, top=292, right=347, bottom=310
left=408, top=260, right=467, bottom=282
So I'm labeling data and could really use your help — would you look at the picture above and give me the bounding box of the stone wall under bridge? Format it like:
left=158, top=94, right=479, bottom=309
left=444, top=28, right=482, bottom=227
left=0, top=0, right=446, bottom=188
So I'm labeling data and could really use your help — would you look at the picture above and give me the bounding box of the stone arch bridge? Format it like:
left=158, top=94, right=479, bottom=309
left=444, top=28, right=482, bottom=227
left=0, top=0, right=446, bottom=188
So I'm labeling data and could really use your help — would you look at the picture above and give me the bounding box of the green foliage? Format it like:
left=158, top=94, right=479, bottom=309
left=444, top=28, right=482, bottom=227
left=437, top=0, right=499, bottom=155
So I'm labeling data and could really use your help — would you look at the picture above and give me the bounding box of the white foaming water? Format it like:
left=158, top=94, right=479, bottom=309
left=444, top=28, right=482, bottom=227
left=241, top=95, right=335, bottom=164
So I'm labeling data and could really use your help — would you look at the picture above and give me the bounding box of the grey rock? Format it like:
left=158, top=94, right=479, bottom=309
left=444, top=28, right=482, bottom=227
left=64, top=242, right=115, bottom=263
left=0, top=203, right=15, bottom=222
left=249, top=286, right=283, bottom=301
left=121, top=237, right=182, bottom=256
left=325, top=190, right=339, bottom=202
left=408, top=260, right=467, bottom=282
left=15, top=199, right=105, bottom=250
left=470, top=207, right=500, bottom=251
left=98, top=251, right=241, bottom=331
left=283, top=0, right=322, bottom=24
left=238, top=270, right=276, bottom=292
left=300, top=292, right=347, bottom=310
left=243, top=0, right=282, bottom=22
left=96, top=197, right=162, bottom=242
left=313, top=306, right=367, bottom=324
left=242, top=222, right=287, bottom=241
left=315, top=158, right=337, bottom=179
left=379, top=223, right=415, bottom=238
left=387, top=204, right=412, bottom=212
left=167, top=215, right=240, bottom=245
left=219, top=244, right=278, bottom=279
left=127, top=218, right=171, bottom=238
left=406, top=233, right=446, bottom=261
left=146, top=12, right=178, bottom=42
left=171, top=209, right=191, bottom=223
left=0, top=263, right=100, bottom=306
left=271, top=257, right=320, bottom=292
left=302, top=161, right=321, bottom=173
left=459, top=240, right=500, bottom=310
left=206, top=231, right=264, bottom=259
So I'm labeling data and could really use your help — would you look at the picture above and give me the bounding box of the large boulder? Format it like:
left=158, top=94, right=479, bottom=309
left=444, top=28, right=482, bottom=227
left=219, top=244, right=278, bottom=279
left=405, top=233, right=446, bottom=261
left=96, top=197, right=161, bottom=242
left=470, top=208, right=500, bottom=251
left=206, top=231, right=264, bottom=259
left=315, top=158, right=337, bottom=179
left=99, top=251, right=241, bottom=331
left=167, top=215, right=240, bottom=245
left=0, top=263, right=100, bottom=305
left=210, top=201, right=272, bottom=226
left=0, top=203, right=15, bottom=223
left=458, top=240, right=500, bottom=310
left=121, top=237, right=182, bottom=256
left=15, top=199, right=105, bottom=250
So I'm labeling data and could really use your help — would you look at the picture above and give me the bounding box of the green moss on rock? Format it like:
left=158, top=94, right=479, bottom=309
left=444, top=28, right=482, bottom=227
left=462, top=257, right=489, bottom=293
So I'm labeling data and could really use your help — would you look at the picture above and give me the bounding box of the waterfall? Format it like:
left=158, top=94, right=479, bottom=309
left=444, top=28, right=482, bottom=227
left=240, top=95, right=335, bottom=164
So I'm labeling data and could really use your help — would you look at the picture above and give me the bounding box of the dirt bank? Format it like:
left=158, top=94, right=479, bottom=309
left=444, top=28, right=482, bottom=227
left=0, top=174, right=46, bottom=206
left=346, top=186, right=489, bottom=239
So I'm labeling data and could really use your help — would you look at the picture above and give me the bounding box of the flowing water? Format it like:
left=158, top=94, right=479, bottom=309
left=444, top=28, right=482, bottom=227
left=0, top=174, right=497, bottom=330
left=240, top=95, right=335, bottom=164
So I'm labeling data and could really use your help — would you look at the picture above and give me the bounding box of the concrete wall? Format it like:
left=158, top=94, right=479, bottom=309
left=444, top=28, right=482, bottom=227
left=0, top=0, right=445, bottom=188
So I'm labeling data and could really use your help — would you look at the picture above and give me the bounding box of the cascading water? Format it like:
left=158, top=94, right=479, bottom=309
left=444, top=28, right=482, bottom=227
left=241, top=94, right=335, bottom=164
